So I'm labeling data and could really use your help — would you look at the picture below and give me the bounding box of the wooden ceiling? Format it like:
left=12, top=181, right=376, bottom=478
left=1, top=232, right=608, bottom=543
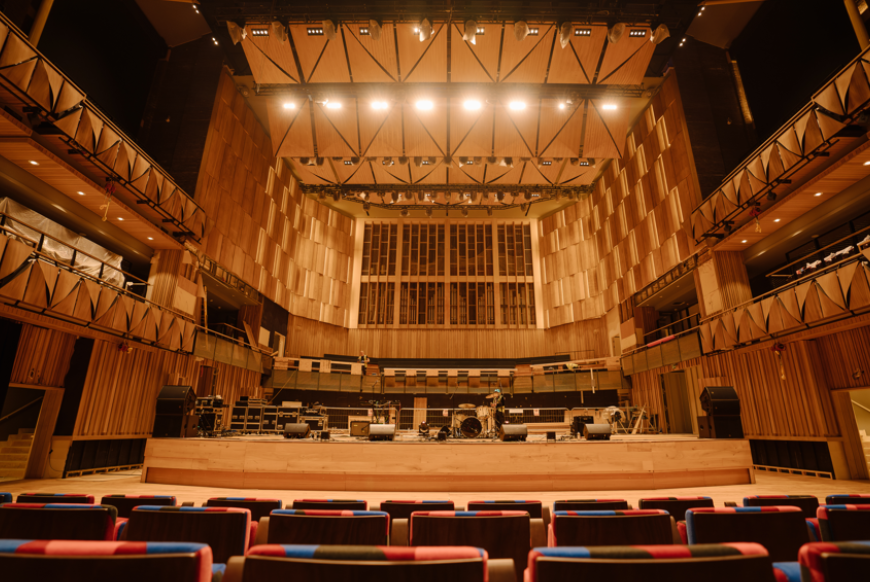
left=235, top=21, right=659, bottom=203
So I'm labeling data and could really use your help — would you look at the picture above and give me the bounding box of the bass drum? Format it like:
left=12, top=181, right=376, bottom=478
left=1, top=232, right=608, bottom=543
left=460, top=416, right=483, bottom=438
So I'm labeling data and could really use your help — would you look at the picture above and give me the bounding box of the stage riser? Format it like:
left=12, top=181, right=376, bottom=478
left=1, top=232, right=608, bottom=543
left=142, top=439, right=755, bottom=492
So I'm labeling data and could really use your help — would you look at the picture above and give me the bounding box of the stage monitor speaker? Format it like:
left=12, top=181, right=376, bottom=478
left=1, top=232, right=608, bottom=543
left=499, top=424, right=528, bottom=442
left=350, top=420, right=371, bottom=437
left=700, top=386, right=741, bottom=416
left=369, top=424, right=396, bottom=441
left=152, top=414, right=199, bottom=438
left=584, top=424, right=612, bottom=440
left=699, top=415, right=744, bottom=439
left=283, top=423, right=311, bottom=439
left=156, top=385, right=196, bottom=416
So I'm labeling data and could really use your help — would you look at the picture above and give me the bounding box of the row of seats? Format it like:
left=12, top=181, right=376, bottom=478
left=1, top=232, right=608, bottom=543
left=2, top=540, right=870, bottom=582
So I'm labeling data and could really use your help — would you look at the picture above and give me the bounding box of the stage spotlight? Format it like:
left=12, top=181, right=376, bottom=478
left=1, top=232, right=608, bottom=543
left=500, top=157, right=514, bottom=168
left=424, top=207, right=433, bottom=217
left=559, top=102, right=567, bottom=110
left=323, top=19, right=337, bottom=41
left=416, top=99, right=434, bottom=110
left=371, top=101, right=389, bottom=110
left=514, top=20, right=530, bottom=41
left=350, top=156, right=360, bottom=165
left=508, top=101, right=527, bottom=111
left=427, top=156, right=438, bottom=165
left=486, top=206, right=493, bottom=216
left=419, top=422, right=430, bottom=435
left=398, top=156, right=409, bottom=165
left=382, top=157, right=394, bottom=166
left=464, top=99, right=482, bottom=110
left=414, top=156, right=424, bottom=167
left=608, top=23, right=626, bottom=44
left=325, top=101, right=342, bottom=109
left=461, top=207, right=469, bottom=217
left=651, top=23, right=670, bottom=45
left=362, top=203, right=371, bottom=212
left=559, top=21, right=572, bottom=48
left=418, top=18, right=433, bottom=42
left=601, top=103, right=618, bottom=111
left=270, top=21, right=287, bottom=42
left=400, top=208, right=410, bottom=217
left=463, top=19, right=478, bottom=44
left=226, top=21, right=245, bottom=44
left=283, top=102, right=295, bottom=110
left=369, top=19, right=382, bottom=40
left=495, top=192, right=505, bottom=203
left=390, top=191, right=399, bottom=204
left=458, top=156, right=469, bottom=167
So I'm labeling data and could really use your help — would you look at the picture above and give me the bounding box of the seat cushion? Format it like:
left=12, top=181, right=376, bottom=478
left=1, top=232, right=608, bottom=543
left=554, top=499, right=629, bottom=511
left=550, top=510, right=673, bottom=547
left=0, top=504, right=116, bottom=541
left=638, top=497, right=714, bottom=519
left=744, top=495, right=819, bottom=518
left=100, top=496, right=177, bottom=519
left=206, top=498, right=282, bottom=522
left=291, top=499, right=367, bottom=510
left=16, top=493, right=94, bottom=504
left=268, top=510, right=390, bottom=545
left=799, top=541, right=870, bottom=581
left=686, top=507, right=809, bottom=562
left=817, top=505, right=870, bottom=541
left=379, top=501, right=455, bottom=520
left=824, top=494, right=870, bottom=506
left=0, top=493, right=11, bottom=504
left=467, top=500, right=542, bottom=518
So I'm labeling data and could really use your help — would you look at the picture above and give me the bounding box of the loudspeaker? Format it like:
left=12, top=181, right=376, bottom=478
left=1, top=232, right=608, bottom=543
left=699, top=415, right=744, bottom=439
left=584, top=424, right=612, bottom=440
left=571, top=415, right=595, bottom=436
left=283, top=423, right=311, bottom=439
left=499, top=424, right=528, bottom=442
left=155, top=385, right=195, bottom=415
left=350, top=420, right=371, bottom=437
left=152, top=414, right=199, bottom=438
left=700, top=386, right=741, bottom=416
left=369, top=424, right=396, bottom=441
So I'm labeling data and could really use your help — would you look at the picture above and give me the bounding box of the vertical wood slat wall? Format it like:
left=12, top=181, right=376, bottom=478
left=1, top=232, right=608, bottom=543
left=195, top=68, right=354, bottom=327
left=10, top=324, right=77, bottom=387
left=540, top=73, right=697, bottom=326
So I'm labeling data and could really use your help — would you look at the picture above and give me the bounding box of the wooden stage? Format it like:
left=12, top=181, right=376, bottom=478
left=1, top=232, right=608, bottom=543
left=142, top=434, right=755, bottom=492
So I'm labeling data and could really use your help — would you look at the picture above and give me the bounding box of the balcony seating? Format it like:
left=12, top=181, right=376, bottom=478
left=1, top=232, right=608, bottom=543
left=816, top=505, right=870, bottom=542
left=378, top=500, right=457, bottom=521
left=100, top=495, right=178, bottom=518
left=256, top=510, right=390, bottom=546
left=119, top=506, right=251, bottom=564
left=205, top=498, right=283, bottom=522
left=525, top=543, right=780, bottom=582
left=0, top=540, right=217, bottom=582
left=638, top=496, right=714, bottom=519
left=222, top=545, right=516, bottom=582
left=685, top=506, right=811, bottom=562
left=16, top=493, right=94, bottom=504
left=798, top=541, right=870, bottom=581
left=0, top=504, right=116, bottom=541
left=466, top=500, right=549, bottom=526
left=291, top=499, right=367, bottom=510
left=548, top=510, right=677, bottom=547
left=743, top=495, right=820, bottom=518
left=400, top=510, right=546, bottom=582
left=553, top=499, right=630, bottom=511
left=825, top=494, right=870, bottom=506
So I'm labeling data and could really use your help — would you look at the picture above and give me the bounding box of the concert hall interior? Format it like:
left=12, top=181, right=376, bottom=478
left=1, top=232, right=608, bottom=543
left=4, top=0, right=870, bottom=580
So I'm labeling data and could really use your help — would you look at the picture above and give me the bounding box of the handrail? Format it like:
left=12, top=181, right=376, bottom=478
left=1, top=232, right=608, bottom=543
left=766, top=223, right=870, bottom=279
left=643, top=312, right=700, bottom=338
left=621, top=324, right=701, bottom=359
left=0, top=396, right=43, bottom=425
left=852, top=399, right=870, bottom=416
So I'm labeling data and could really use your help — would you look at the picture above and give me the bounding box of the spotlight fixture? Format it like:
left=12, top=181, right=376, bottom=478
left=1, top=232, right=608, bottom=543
left=283, top=102, right=295, bottom=110
left=500, top=157, right=514, bottom=168
left=251, top=28, right=269, bottom=36
left=559, top=103, right=567, bottom=110
left=77, top=191, right=85, bottom=196
left=323, top=19, right=337, bottom=41
left=528, top=27, right=539, bottom=35
left=767, top=191, right=777, bottom=201
left=382, top=157, right=394, bottom=166
left=418, top=18, right=433, bottom=42
left=421, top=159, right=430, bottom=166
left=400, top=208, right=410, bottom=217
left=398, top=156, right=409, bottom=165
left=325, top=102, right=342, bottom=109
left=363, top=203, right=371, bottom=212
left=270, top=21, right=287, bottom=42
left=486, top=207, right=493, bottom=216
left=559, top=21, right=572, bottom=48
left=359, top=27, right=369, bottom=35
left=814, top=192, right=823, bottom=197
left=390, top=191, right=399, bottom=204
left=344, top=160, right=354, bottom=166
left=28, top=160, right=38, bottom=166
left=463, top=99, right=482, bottom=110
left=486, top=156, right=498, bottom=165
left=416, top=100, right=434, bottom=110
left=226, top=21, right=245, bottom=44
left=369, top=19, right=382, bottom=40
left=601, top=103, right=618, bottom=111
left=508, top=101, right=526, bottom=110
left=628, top=29, right=646, bottom=38
left=514, top=20, right=530, bottom=41
left=424, top=207, right=433, bottom=217
left=371, top=101, right=390, bottom=110
left=574, top=28, right=591, bottom=36
left=463, top=19, right=478, bottom=44
left=651, top=24, right=670, bottom=45
left=541, top=160, right=552, bottom=166
left=414, top=156, right=424, bottom=167
left=495, top=192, right=505, bottom=202
left=307, top=27, right=324, bottom=36
left=461, top=207, right=469, bottom=217
left=607, top=23, right=626, bottom=44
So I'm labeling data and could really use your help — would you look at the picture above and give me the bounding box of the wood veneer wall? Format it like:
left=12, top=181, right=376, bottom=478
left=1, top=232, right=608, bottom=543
left=10, top=324, right=76, bottom=387
left=195, top=68, right=354, bottom=327
left=540, top=73, right=698, bottom=324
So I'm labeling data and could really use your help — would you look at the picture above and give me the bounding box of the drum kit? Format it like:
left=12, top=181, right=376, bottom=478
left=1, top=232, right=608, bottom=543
left=450, top=403, right=494, bottom=439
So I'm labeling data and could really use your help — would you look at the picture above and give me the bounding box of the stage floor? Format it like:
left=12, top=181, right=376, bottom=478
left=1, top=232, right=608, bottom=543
left=141, top=434, right=756, bottom=492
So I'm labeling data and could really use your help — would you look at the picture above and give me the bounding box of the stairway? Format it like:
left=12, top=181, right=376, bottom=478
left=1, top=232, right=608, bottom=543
left=0, top=428, right=34, bottom=482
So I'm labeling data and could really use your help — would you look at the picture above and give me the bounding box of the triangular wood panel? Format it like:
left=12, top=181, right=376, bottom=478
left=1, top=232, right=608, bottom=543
left=539, top=103, right=584, bottom=158
left=361, top=105, right=404, bottom=157
left=312, top=102, right=359, bottom=157
left=404, top=105, right=447, bottom=156
left=598, top=33, right=652, bottom=84
left=584, top=101, right=629, bottom=159
left=450, top=23, right=500, bottom=82
left=344, top=22, right=398, bottom=82
left=403, top=24, right=447, bottom=83
left=493, top=107, right=534, bottom=157
left=499, top=26, right=555, bottom=83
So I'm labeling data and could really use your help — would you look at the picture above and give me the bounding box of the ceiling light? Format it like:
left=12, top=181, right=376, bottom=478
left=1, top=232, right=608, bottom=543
left=325, top=102, right=342, bottom=109
left=541, top=160, right=552, bottom=166
left=307, top=28, right=323, bottom=36
left=118, top=217, right=124, bottom=221
left=864, top=161, right=870, bottom=166
left=508, top=101, right=526, bottom=110
left=463, top=99, right=481, bottom=110
left=701, top=6, right=706, bottom=10
left=774, top=218, right=781, bottom=223
left=601, top=103, right=618, bottom=111
left=147, top=237, right=153, bottom=240
left=359, top=27, right=369, bottom=35
left=559, top=103, right=566, bottom=110
left=574, top=28, right=591, bottom=36
left=212, top=37, right=218, bottom=45
left=28, top=160, right=38, bottom=165
left=741, top=240, right=747, bottom=243
left=416, top=100, right=434, bottom=110
left=283, top=102, right=295, bottom=110
left=476, top=27, right=485, bottom=34
left=628, top=30, right=646, bottom=38
left=344, top=160, right=354, bottom=166
left=814, top=192, right=822, bottom=197
left=371, top=101, right=389, bottom=110
left=77, top=191, right=85, bottom=196
left=528, top=28, right=539, bottom=35
left=251, top=28, right=269, bottom=36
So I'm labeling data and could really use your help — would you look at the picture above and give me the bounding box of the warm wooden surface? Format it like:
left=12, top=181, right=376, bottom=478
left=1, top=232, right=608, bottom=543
left=140, top=435, right=754, bottom=492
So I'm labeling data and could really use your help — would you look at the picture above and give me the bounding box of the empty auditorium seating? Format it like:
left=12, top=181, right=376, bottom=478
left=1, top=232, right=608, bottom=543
left=799, top=541, right=870, bottom=581
left=825, top=494, right=870, bottom=506
left=205, top=498, right=283, bottom=522
left=685, top=506, right=811, bottom=562
left=0, top=493, right=10, bottom=504
left=743, top=495, right=819, bottom=518
left=400, top=510, right=545, bottom=581
left=378, top=500, right=457, bottom=520
left=291, top=499, right=367, bottom=510
left=549, top=510, right=677, bottom=547
left=467, top=500, right=548, bottom=525
left=553, top=499, right=630, bottom=511
left=525, top=543, right=780, bottom=582
left=100, top=495, right=178, bottom=518
left=0, top=540, right=216, bottom=582
left=16, top=493, right=94, bottom=504
left=816, top=505, right=870, bottom=542
left=638, top=496, right=714, bottom=518
left=0, top=504, right=116, bottom=541
left=119, top=506, right=251, bottom=564
left=222, top=545, right=515, bottom=582
left=256, top=509, right=389, bottom=546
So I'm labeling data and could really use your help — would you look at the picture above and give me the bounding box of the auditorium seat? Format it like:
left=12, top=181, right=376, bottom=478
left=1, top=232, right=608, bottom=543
left=553, top=499, right=630, bottom=511
left=525, top=543, right=780, bottom=582
left=205, top=498, right=283, bottom=522
left=743, top=495, right=820, bottom=518
left=256, top=509, right=389, bottom=546
left=378, top=500, right=457, bottom=521
left=548, top=510, right=678, bottom=547
left=685, top=506, right=812, bottom=562
left=291, top=498, right=367, bottom=510
left=119, top=506, right=252, bottom=564
left=816, top=505, right=870, bottom=541
left=100, top=495, right=178, bottom=518
left=638, top=496, right=714, bottom=519
left=222, top=544, right=516, bottom=582
left=16, top=493, right=94, bottom=504
left=0, top=540, right=218, bottom=582
left=0, top=493, right=10, bottom=504
left=799, top=541, right=870, bottom=580
left=0, top=503, right=116, bottom=541
left=467, top=500, right=549, bottom=526
left=396, top=510, right=545, bottom=582
left=825, top=493, right=870, bottom=506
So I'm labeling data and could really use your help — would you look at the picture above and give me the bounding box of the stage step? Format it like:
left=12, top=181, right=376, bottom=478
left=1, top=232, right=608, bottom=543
left=0, top=427, right=35, bottom=481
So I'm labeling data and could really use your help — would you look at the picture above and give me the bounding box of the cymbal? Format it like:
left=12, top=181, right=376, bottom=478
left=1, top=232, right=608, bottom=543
left=458, top=403, right=476, bottom=409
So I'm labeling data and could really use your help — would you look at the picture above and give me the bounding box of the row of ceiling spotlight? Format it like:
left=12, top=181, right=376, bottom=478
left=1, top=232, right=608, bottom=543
left=307, top=185, right=589, bottom=203
left=283, top=98, right=617, bottom=112
left=297, top=156, right=596, bottom=168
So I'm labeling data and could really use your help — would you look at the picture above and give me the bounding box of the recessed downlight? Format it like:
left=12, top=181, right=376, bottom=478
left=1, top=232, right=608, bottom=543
left=774, top=218, right=781, bottom=223
left=741, top=239, right=748, bottom=243
left=416, top=100, right=434, bottom=110
left=147, top=237, right=153, bottom=240
left=814, top=192, right=822, bottom=197
left=283, top=102, right=295, bottom=110
left=77, top=191, right=85, bottom=196
left=117, top=217, right=124, bottom=221
left=508, top=101, right=526, bottom=111
left=28, top=160, right=38, bottom=165
left=463, top=100, right=481, bottom=110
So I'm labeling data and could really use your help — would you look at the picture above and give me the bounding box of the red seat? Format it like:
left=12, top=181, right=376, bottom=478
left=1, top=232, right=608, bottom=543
left=291, top=499, right=367, bottom=510
left=799, top=541, right=870, bottom=581
left=0, top=503, right=116, bottom=541
left=205, top=498, right=283, bottom=522
left=744, top=495, right=819, bottom=518
left=549, top=510, right=676, bottom=547
left=100, top=495, right=177, bottom=518
left=816, top=505, right=870, bottom=541
left=378, top=501, right=456, bottom=521
left=638, top=496, right=714, bottom=520
left=825, top=494, right=870, bottom=506
left=0, top=540, right=215, bottom=582
left=16, top=493, right=94, bottom=504
left=258, top=510, right=390, bottom=546
left=553, top=499, right=629, bottom=511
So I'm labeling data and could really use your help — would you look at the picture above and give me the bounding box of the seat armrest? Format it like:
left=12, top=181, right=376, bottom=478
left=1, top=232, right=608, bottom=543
left=530, top=518, right=546, bottom=549
left=391, top=518, right=409, bottom=546
left=806, top=518, right=820, bottom=542
left=542, top=506, right=551, bottom=528
left=222, top=557, right=245, bottom=582
left=670, top=516, right=683, bottom=544
left=254, top=517, right=269, bottom=546
left=181, top=501, right=194, bottom=507
left=677, top=520, right=688, bottom=545
left=627, top=503, right=633, bottom=509
left=487, top=558, right=515, bottom=582
left=724, top=501, right=738, bottom=507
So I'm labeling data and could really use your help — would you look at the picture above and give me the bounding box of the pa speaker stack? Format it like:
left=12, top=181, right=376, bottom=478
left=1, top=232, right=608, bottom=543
left=152, top=385, right=198, bottom=438
left=369, top=424, right=396, bottom=441
left=699, top=386, right=743, bottom=439
left=583, top=424, right=612, bottom=441
left=283, top=423, right=311, bottom=439
left=499, top=424, right=528, bottom=442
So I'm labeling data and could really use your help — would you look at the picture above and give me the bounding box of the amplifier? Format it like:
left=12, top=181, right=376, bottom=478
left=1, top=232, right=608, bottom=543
left=350, top=420, right=371, bottom=436
left=301, top=416, right=325, bottom=431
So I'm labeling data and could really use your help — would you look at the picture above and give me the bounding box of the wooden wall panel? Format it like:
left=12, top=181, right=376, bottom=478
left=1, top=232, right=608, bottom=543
left=10, top=324, right=76, bottom=387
